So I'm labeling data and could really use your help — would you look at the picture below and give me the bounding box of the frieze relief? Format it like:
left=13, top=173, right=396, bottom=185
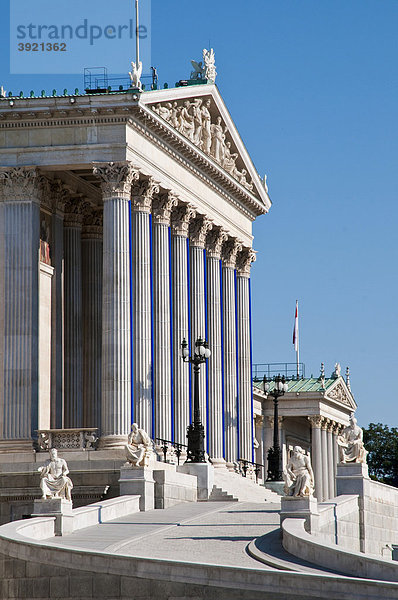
left=150, top=98, right=254, bottom=192
left=326, top=382, right=353, bottom=408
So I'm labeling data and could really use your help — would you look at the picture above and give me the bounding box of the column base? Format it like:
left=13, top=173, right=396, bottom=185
left=0, top=440, right=36, bottom=454
left=178, top=462, right=214, bottom=500
left=210, top=457, right=228, bottom=470
left=98, top=434, right=129, bottom=449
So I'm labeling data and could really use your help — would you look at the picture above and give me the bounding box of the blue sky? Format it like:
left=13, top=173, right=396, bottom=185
left=1, top=0, right=397, bottom=426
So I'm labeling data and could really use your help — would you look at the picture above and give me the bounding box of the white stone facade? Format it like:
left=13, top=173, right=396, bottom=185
left=0, top=84, right=270, bottom=463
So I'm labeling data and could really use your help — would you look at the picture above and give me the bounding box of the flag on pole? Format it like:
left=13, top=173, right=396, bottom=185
left=293, top=300, right=299, bottom=351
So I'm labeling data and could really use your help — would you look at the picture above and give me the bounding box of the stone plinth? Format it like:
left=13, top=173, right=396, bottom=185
left=280, top=495, right=319, bottom=533
left=153, top=468, right=197, bottom=509
left=178, top=462, right=214, bottom=500
left=336, top=462, right=369, bottom=497
left=119, top=466, right=155, bottom=511
left=32, top=498, right=73, bottom=536
left=264, top=481, right=285, bottom=496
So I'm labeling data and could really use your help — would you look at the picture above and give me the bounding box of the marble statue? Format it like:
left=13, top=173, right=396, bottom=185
left=283, top=446, right=315, bottom=497
left=179, top=100, right=195, bottom=142
left=337, top=414, right=368, bottom=463
left=203, top=48, right=217, bottom=82
left=333, top=363, right=341, bottom=378
left=210, top=116, right=226, bottom=163
left=201, top=99, right=212, bottom=154
left=222, top=141, right=238, bottom=175
left=129, top=60, right=143, bottom=89
left=38, top=448, right=73, bottom=501
left=125, top=423, right=154, bottom=467
left=192, top=99, right=203, bottom=147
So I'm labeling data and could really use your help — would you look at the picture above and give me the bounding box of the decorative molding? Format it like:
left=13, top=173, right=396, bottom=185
left=189, top=215, right=213, bottom=248
left=236, top=247, right=256, bottom=276
left=93, top=161, right=139, bottom=198
left=170, top=202, right=196, bottom=237
left=152, top=191, right=178, bottom=225
left=131, top=177, right=160, bottom=213
left=206, top=226, right=228, bottom=259
left=326, top=382, right=353, bottom=408
left=222, top=237, right=242, bottom=269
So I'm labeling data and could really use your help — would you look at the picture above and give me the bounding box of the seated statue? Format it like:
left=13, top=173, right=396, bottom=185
left=283, top=446, right=315, bottom=497
left=38, top=448, right=73, bottom=501
left=337, top=414, right=368, bottom=463
left=125, top=423, right=154, bottom=467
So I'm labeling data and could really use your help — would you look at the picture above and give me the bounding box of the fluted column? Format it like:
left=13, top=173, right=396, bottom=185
left=222, top=237, right=241, bottom=465
left=206, top=227, right=227, bottom=462
left=189, top=215, right=213, bottom=442
left=82, top=207, right=103, bottom=429
left=327, top=420, right=335, bottom=498
left=236, top=247, right=255, bottom=461
left=132, top=178, right=159, bottom=435
left=94, top=162, right=138, bottom=447
left=321, top=418, right=329, bottom=500
left=0, top=168, right=43, bottom=449
left=333, top=423, right=341, bottom=496
left=152, top=191, right=178, bottom=441
left=171, top=203, right=195, bottom=445
left=63, top=200, right=84, bottom=428
left=49, top=181, right=68, bottom=429
left=309, top=416, right=323, bottom=500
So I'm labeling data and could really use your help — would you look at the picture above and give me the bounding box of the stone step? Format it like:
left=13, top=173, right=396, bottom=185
left=213, top=470, right=281, bottom=504
left=208, top=485, right=238, bottom=502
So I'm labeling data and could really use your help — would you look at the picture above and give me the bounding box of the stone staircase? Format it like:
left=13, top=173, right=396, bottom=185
left=209, top=469, right=281, bottom=503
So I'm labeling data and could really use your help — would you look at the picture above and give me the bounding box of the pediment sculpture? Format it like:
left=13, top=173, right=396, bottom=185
left=151, top=99, right=254, bottom=192
left=327, top=382, right=352, bottom=407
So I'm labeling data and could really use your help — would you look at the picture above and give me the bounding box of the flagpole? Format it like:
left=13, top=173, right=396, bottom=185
left=293, top=300, right=299, bottom=378
left=135, top=0, right=140, bottom=67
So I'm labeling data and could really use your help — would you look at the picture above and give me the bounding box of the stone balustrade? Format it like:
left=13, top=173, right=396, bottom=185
left=36, top=428, right=99, bottom=451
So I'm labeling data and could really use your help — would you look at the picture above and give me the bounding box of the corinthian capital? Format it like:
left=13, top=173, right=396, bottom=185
left=132, top=177, right=160, bottom=213
left=236, top=247, right=256, bottom=276
left=49, top=180, right=70, bottom=215
left=206, top=227, right=228, bottom=259
left=189, top=215, right=213, bottom=248
left=152, top=191, right=179, bottom=225
left=0, top=167, right=48, bottom=204
left=308, top=415, right=323, bottom=429
left=170, top=203, right=196, bottom=237
left=222, top=237, right=242, bottom=268
left=93, top=161, right=139, bottom=198
left=64, top=198, right=86, bottom=227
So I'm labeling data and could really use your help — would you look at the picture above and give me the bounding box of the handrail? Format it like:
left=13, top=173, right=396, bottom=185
left=239, top=459, right=263, bottom=482
left=154, top=438, right=187, bottom=465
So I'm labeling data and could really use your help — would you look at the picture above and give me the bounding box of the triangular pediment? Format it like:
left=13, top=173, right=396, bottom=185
left=140, top=84, right=270, bottom=210
left=324, top=378, right=357, bottom=411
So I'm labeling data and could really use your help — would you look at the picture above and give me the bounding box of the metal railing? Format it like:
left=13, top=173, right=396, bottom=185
left=154, top=438, right=187, bottom=465
left=239, top=459, right=264, bottom=483
left=252, top=362, right=305, bottom=381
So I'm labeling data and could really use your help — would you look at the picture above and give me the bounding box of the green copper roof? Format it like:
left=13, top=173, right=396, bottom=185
left=252, top=377, right=339, bottom=394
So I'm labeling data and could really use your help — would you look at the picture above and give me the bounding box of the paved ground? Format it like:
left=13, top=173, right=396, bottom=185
left=50, top=501, right=281, bottom=569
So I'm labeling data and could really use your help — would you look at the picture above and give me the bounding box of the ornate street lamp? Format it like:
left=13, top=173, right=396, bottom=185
left=181, top=337, right=211, bottom=463
left=263, top=374, right=289, bottom=481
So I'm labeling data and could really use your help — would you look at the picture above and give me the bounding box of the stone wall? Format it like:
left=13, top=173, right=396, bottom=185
left=317, top=495, right=360, bottom=552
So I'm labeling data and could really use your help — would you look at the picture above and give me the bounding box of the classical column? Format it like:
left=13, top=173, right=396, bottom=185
left=0, top=167, right=42, bottom=449
left=63, top=199, right=84, bottom=428
left=205, top=227, right=227, bottom=463
left=82, top=207, right=103, bottom=429
left=321, top=418, right=329, bottom=500
left=94, top=162, right=138, bottom=447
left=171, top=203, right=195, bottom=445
left=236, top=247, right=255, bottom=462
left=189, top=215, right=213, bottom=441
left=152, top=191, right=178, bottom=441
left=309, top=416, right=323, bottom=500
left=327, top=420, right=335, bottom=499
left=49, top=181, right=68, bottom=429
left=132, top=178, right=159, bottom=435
left=333, top=423, right=341, bottom=496
left=222, top=237, right=241, bottom=465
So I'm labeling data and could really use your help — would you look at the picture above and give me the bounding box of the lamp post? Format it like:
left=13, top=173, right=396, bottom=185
left=263, top=374, right=288, bottom=481
left=181, top=337, right=211, bottom=463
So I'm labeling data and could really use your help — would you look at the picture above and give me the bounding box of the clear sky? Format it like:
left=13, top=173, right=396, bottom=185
left=1, top=0, right=397, bottom=427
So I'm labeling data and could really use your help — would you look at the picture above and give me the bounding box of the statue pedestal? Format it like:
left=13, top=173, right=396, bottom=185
left=32, top=498, right=73, bottom=536
left=177, top=462, right=214, bottom=500
left=280, top=496, right=319, bottom=533
left=264, top=481, right=285, bottom=496
left=119, top=465, right=155, bottom=511
left=336, top=462, right=369, bottom=496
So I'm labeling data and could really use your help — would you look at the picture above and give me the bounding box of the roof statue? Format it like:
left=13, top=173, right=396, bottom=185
left=129, top=60, right=143, bottom=90
left=203, top=48, right=217, bottom=82
left=332, top=362, right=341, bottom=378
left=190, top=49, right=217, bottom=83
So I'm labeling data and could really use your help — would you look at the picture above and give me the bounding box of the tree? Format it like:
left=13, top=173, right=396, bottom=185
left=362, top=423, right=398, bottom=487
